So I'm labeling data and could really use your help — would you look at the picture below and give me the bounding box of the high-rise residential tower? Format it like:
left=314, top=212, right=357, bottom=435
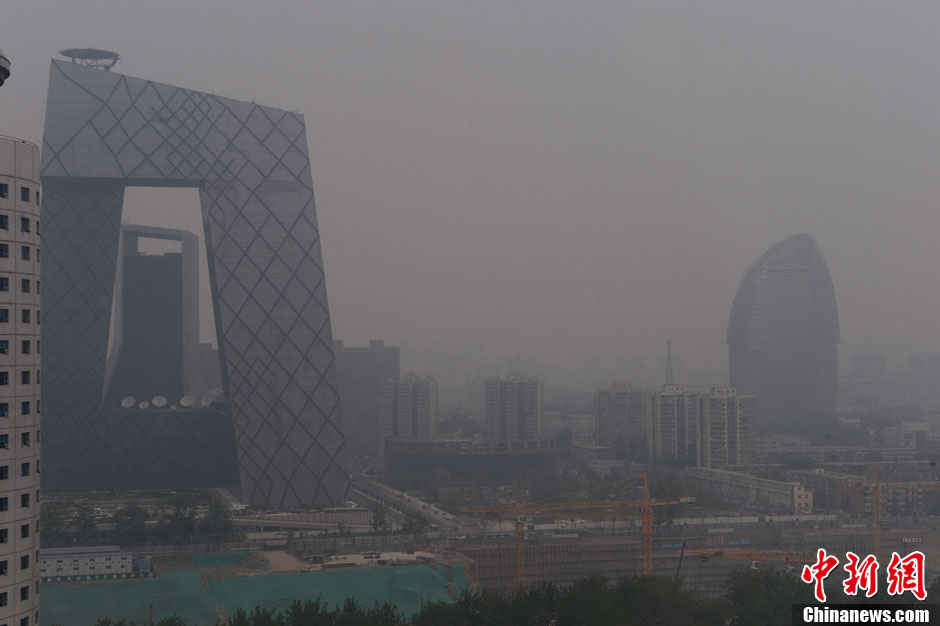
left=334, top=340, right=400, bottom=453
left=484, top=374, right=543, bottom=442
left=378, top=373, right=438, bottom=445
left=0, top=50, right=42, bottom=625
left=594, top=381, right=651, bottom=458
left=727, top=234, right=840, bottom=430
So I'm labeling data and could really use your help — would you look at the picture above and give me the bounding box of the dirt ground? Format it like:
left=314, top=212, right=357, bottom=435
left=241, top=550, right=310, bottom=574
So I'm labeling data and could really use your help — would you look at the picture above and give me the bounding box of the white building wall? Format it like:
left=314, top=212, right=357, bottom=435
left=0, top=136, right=41, bottom=626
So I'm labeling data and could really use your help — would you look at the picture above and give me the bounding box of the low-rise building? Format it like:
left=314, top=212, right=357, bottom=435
left=684, top=467, right=813, bottom=514
left=39, top=546, right=151, bottom=582
left=787, top=469, right=866, bottom=514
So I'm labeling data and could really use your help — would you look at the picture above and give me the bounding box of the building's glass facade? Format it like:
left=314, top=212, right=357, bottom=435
left=727, top=234, right=839, bottom=431
left=40, top=60, right=347, bottom=507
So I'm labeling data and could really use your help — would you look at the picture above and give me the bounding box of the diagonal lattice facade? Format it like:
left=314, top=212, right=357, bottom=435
left=41, top=59, right=348, bottom=506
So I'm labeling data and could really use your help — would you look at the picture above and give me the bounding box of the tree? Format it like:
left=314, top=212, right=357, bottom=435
left=371, top=507, right=391, bottom=534
left=75, top=504, right=98, bottom=545
left=402, top=513, right=429, bottom=538
left=111, top=503, right=149, bottom=545
left=199, top=499, right=234, bottom=538
left=725, top=569, right=814, bottom=626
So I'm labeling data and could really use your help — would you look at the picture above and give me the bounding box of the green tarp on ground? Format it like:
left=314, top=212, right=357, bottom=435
left=41, top=563, right=465, bottom=625
left=41, top=570, right=217, bottom=626
left=211, top=563, right=461, bottom=618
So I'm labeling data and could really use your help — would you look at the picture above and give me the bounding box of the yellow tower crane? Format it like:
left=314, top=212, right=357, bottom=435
left=459, top=474, right=695, bottom=586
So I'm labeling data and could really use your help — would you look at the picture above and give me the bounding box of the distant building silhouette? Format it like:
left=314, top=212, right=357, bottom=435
left=484, top=374, right=543, bottom=442
left=727, top=234, right=840, bottom=430
left=378, top=373, right=438, bottom=444
left=334, top=339, right=400, bottom=453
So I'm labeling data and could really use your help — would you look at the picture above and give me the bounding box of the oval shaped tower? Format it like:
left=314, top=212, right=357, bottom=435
left=727, top=234, right=839, bottom=432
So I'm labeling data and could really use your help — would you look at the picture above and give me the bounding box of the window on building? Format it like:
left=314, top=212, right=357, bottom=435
left=18, top=402, right=26, bottom=417
left=35, top=280, right=39, bottom=294
left=19, top=433, right=27, bottom=448
left=20, top=616, right=28, bottom=626
left=19, top=247, right=28, bottom=261
left=19, top=188, right=28, bottom=203
left=0, top=341, right=8, bottom=355
left=0, top=215, right=7, bottom=229
left=35, top=221, right=39, bottom=236
left=0, top=373, right=8, bottom=386
left=35, top=400, right=39, bottom=414
left=0, top=591, right=7, bottom=605
left=19, top=279, right=28, bottom=294
left=19, top=524, right=28, bottom=539
left=20, top=310, right=28, bottom=324
left=0, top=561, right=6, bottom=575
left=0, top=467, right=8, bottom=480
left=19, top=495, right=27, bottom=509
left=0, top=436, right=6, bottom=450
left=0, top=405, right=7, bottom=418
left=0, top=309, right=7, bottom=323
left=35, top=429, right=39, bottom=443
left=0, top=245, right=7, bottom=259
left=35, top=371, right=39, bottom=385
left=19, top=585, right=27, bottom=600
left=35, top=191, right=39, bottom=206
left=0, top=498, right=8, bottom=512
left=0, top=279, right=8, bottom=293
left=20, top=341, right=28, bottom=355
left=0, top=184, right=7, bottom=198
left=35, top=249, right=38, bottom=263
left=19, top=463, right=28, bottom=478
left=19, top=217, right=28, bottom=233
left=20, top=372, right=28, bottom=385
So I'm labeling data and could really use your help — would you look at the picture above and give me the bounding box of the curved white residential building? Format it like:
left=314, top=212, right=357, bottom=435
left=0, top=136, right=41, bottom=626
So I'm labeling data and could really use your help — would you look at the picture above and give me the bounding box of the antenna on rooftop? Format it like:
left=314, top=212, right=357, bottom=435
left=665, top=340, right=675, bottom=386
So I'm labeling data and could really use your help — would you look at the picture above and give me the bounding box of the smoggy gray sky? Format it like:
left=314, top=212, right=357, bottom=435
left=3, top=1, right=940, bottom=381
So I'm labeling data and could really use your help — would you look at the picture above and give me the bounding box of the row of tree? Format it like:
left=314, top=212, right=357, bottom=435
left=81, top=570, right=940, bottom=626
left=41, top=498, right=236, bottom=547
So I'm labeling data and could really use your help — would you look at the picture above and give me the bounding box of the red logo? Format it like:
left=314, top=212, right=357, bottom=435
left=886, top=551, right=926, bottom=601
left=801, top=548, right=840, bottom=602
left=843, top=552, right=879, bottom=598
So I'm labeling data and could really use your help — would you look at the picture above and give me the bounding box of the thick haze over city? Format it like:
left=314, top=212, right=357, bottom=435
left=6, top=0, right=940, bottom=384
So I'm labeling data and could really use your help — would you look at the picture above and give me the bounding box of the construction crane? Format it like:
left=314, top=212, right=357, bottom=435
left=459, top=474, right=694, bottom=585
left=696, top=549, right=815, bottom=574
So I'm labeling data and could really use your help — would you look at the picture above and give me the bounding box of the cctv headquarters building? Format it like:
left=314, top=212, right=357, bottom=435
left=40, top=57, right=348, bottom=507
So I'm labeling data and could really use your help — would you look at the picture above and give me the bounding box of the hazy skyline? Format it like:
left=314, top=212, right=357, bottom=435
left=5, top=1, right=940, bottom=380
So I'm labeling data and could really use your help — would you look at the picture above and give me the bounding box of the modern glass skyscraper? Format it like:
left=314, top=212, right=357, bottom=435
left=727, top=234, right=839, bottom=431
left=40, top=59, right=347, bottom=507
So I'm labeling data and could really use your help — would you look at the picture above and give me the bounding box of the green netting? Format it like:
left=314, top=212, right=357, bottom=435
left=211, top=563, right=461, bottom=619
left=191, top=551, right=249, bottom=567
left=41, top=570, right=217, bottom=626
left=41, top=563, right=466, bottom=624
